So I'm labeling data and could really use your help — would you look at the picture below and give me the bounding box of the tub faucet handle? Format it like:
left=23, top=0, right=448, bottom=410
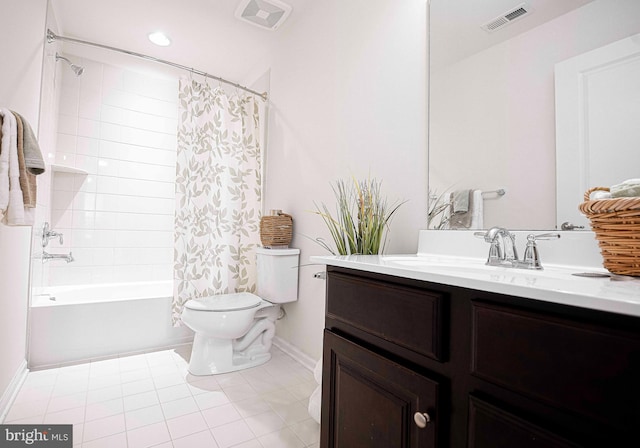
left=42, top=221, right=64, bottom=247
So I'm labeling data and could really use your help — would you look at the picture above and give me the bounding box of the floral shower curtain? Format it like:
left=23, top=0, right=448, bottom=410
left=172, top=77, right=262, bottom=325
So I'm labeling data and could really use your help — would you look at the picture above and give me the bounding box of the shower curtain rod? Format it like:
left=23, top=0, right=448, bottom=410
left=46, top=29, right=268, bottom=101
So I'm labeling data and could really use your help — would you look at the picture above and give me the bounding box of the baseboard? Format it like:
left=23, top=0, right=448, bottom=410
left=0, top=359, right=28, bottom=423
left=272, top=336, right=317, bottom=372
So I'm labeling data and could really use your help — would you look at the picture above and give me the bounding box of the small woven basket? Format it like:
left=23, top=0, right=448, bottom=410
left=260, top=212, right=293, bottom=248
left=579, top=187, right=640, bottom=276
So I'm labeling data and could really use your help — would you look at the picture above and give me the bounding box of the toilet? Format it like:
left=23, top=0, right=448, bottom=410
left=181, top=247, right=300, bottom=375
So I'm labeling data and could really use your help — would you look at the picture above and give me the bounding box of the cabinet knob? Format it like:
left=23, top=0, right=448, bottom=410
left=413, top=412, right=431, bottom=429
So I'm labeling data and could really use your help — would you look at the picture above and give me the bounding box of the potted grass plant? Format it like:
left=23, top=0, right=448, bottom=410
left=312, top=178, right=404, bottom=255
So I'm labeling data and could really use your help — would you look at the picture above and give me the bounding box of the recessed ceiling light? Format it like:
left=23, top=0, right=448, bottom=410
left=148, top=31, right=171, bottom=47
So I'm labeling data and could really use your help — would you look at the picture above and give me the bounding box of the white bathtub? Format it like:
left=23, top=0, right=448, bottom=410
left=29, top=281, right=193, bottom=368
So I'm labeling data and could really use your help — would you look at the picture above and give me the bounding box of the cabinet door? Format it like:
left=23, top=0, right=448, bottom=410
left=321, top=330, right=439, bottom=448
left=468, top=396, right=581, bottom=448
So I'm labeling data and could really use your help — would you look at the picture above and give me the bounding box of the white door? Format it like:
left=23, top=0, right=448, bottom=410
left=555, top=33, right=640, bottom=229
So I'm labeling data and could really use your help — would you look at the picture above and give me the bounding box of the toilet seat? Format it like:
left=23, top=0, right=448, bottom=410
left=184, top=292, right=262, bottom=312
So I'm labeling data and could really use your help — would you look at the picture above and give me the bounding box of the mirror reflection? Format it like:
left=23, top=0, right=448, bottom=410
left=428, top=0, right=640, bottom=230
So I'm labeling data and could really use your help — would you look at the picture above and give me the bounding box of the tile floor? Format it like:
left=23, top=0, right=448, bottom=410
left=4, top=345, right=320, bottom=448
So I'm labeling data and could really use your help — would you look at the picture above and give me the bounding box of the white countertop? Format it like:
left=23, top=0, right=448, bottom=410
left=310, top=253, right=640, bottom=318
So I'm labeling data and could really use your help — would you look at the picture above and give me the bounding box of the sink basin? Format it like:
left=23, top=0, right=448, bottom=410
left=380, top=255, right=604, bottom=281
left=382, top=255, right=487, bottom=270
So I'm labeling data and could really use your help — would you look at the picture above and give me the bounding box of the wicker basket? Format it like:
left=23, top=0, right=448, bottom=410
left=579, top=187, right=640, bottom=276
left=260, top=212, right=293, bottom=248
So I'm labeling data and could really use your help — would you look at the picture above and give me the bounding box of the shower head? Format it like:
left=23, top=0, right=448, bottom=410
left=55, top=52, right=84, bottom=76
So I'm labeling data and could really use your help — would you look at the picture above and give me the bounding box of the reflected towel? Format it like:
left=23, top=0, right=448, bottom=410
left=470, top=190, right=484, bottom=230
left=449, top=190, right=473, bottom=229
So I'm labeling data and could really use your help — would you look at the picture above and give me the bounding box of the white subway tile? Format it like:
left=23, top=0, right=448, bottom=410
left=51, top=208, right=73, bottom=229
left=91, top=248, right=115, bottom=266
left=95, top=194, right=120, bottom=213
left=92, top=266, right=114, bottom=283
left=113, top=265, right=154, bottom=283
left=116, top=213, right=174, bottom=231
left=72, top=192, right=96, bottom=211
left=97, top=158, right=120, bottom=177
left=76, top=137, right=100, bottom=157
left=73, top=155, right=98, bottom=175
left=48, top=266, right=93, bottom=286
left=96, top=176, right=120, bottom=195
left=119, top=145, right=177, bottom=167
left=58, top=91, right=79, bottom=116
left=119, top=127, right=175, bottom=151
left=102, top=66, right=124, bottom=92
left=78, top=99, right=102, bottom=121
left=94, top=212, right=119, bottom=230
left=98, top=140, right=124, bottom=159
left=123, top=71, right=177, bottom=102
left=100, top=122, right=122, bottom=142
left=114, top=230, right=173, bottom=248
left=57, top=114, right=78, bottom=135
left=74, top=174, right=97, bottom=193
left=56, top=134, right=77, bottom=154
left=55, top=151, right=76, bottom=166
left=77, top=118, right=101, bottom=139
left=113, top=248, right=172, bottom=265
left=51, top=190, right=74, bottom=211
left=72, top=211, right=96, bottom=229
left=53, top=173, right=75, bottom=191
left=79, top=59, right=104, bottom=92
left=119, top=160, right=175, bottom=182
left=117, top=178, right=175, bottom=199
left=79, top=87, right=102, bottom=107
left=152, top=264, right=173, bottom=281
left=101, top=104, right=126, bottom=126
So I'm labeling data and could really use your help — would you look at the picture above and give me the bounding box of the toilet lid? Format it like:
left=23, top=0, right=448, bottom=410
left=184, top=292, right=262, bottom=312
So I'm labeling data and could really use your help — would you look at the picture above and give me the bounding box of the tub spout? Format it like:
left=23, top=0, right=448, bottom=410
left=42, top=251, right=74, bottom=263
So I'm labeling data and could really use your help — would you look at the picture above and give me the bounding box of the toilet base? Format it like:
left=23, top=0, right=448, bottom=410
left=187, top=346, right=272, bottom=375
left=186, top=322, right=275, bottom=375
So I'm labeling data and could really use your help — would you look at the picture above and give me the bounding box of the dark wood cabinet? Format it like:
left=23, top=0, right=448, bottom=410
left=322, top=330, right=439, bottom=448
left=321, top=266, right=640, bottom=448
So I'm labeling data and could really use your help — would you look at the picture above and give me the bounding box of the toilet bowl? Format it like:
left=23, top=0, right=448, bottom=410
left=181, top=248, right=300, bottom=375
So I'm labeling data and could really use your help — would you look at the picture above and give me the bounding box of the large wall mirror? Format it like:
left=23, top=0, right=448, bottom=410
left=428, top=0, right=640, bottom=231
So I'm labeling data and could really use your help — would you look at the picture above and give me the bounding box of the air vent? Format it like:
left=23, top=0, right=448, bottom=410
left=235, top=0, right=292, bottom=31
left=481, top=3, right=532, bottom=33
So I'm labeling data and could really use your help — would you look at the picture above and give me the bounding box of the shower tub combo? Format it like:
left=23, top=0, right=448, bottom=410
left=29, top=281, right=193, bottom=368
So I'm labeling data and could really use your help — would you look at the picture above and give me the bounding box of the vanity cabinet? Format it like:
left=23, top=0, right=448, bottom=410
left=321, top=266, right=640, bottom=448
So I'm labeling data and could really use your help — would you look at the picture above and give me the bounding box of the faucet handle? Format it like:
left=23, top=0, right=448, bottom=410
left=522, top=233, right=560, bottom=269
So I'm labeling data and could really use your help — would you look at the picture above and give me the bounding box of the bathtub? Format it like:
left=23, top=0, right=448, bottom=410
left=28, top=281, right=193, bottom=368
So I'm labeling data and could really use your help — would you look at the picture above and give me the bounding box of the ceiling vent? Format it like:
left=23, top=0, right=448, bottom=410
left=235, top=0, right=292, bottom=31
left=481, top=3, right=532, bottom=33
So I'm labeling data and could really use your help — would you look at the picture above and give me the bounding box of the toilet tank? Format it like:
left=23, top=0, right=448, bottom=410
left=256, top=247, right=300, bottom=303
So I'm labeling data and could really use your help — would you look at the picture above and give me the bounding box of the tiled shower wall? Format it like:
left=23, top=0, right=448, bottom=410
left=47, top=55, right=178, bottom=286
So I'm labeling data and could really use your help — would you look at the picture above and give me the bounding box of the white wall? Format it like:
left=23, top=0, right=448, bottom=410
left=266, top=0, right=428, bottom=360
left=0, top=0, right=48, bottom=413
left=430, top=0, right=640, bottom=229
left=46, top=56, right=178, bottom=286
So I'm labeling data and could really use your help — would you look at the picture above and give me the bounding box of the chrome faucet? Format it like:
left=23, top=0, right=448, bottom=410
left=475, top=227, right=560, bottom=270
left=42, top=251, right=74, bottom=263
left=42, top=222, right=64, bottom=248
